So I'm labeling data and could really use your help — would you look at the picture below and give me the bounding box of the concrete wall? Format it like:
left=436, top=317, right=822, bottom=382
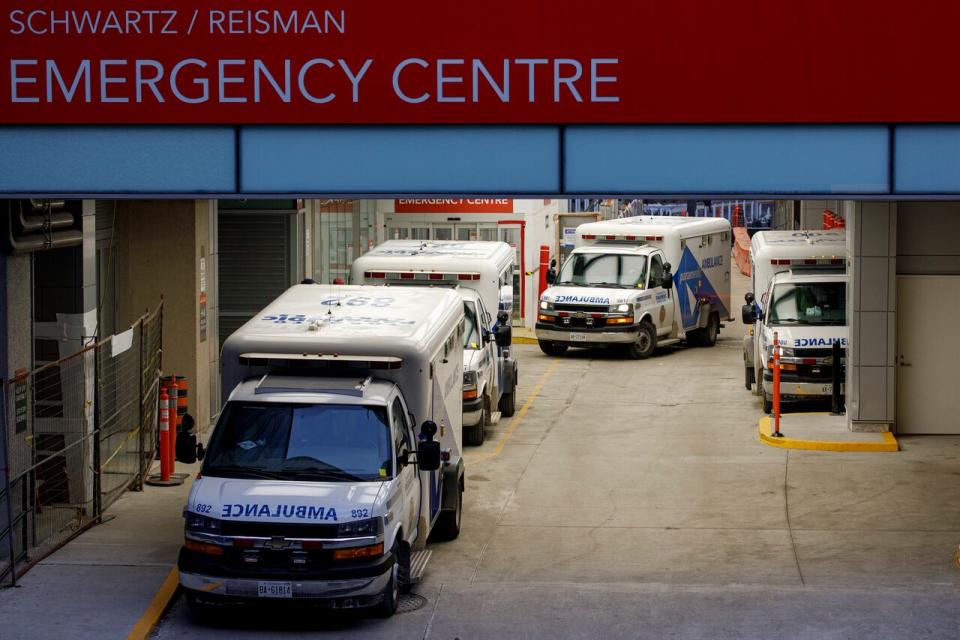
left=116, top=200, right=214, bottom=433
left=845, top=201, right=897, bottom=431
left=897, top=202, right=960, bottom=275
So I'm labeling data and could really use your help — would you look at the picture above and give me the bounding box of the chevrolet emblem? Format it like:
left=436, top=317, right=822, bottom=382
left=575, top=311, right=586, bottom=318
left=266, top=537, right=288, bottom=550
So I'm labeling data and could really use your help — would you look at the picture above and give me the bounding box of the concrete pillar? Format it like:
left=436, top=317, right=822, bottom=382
left=116, top=200, right=214, bottom=433
left=845, top=201, right=897, bottom=432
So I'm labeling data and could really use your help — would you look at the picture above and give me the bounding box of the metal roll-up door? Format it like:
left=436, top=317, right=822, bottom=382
left=218, top=210, right=294, bottom=346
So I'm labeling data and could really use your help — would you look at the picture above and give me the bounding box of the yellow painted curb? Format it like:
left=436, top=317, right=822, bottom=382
left=513, top=336, right=539, bottom=345
left=127, top=567, right=179, bottom=640
left=758, top=416, right=899, bottom=452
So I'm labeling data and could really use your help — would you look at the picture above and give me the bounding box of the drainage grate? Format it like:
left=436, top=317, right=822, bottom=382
left=397, top=593, right=428, bottom=614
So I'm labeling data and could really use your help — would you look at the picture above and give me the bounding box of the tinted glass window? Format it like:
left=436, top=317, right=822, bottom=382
left=204, top=402, right=391, bottom=481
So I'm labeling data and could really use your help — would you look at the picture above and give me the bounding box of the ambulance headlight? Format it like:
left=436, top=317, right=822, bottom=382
left=337, top=516, right=383, bottom=538
left=184, top=513, right=221, bottom=534
left=463, top=370, right=478, bottom=387
left=539, top=299, right=554, bottom=311
left=611, top=303, right=632, bottom=314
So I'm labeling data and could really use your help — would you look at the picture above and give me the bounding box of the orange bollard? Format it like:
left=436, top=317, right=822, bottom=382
left=168, top=378, right=179, bottom=472
left=538, top=245, right=550, bottom=299
left=159, top=389, right=171, bottom=481
left=772, top=332, right=783, bottom=437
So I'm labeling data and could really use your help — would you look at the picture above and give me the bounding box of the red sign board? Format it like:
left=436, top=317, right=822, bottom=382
left=395, top=199, right=513, bottom=214
left=2, top=1, right=960, bottom=124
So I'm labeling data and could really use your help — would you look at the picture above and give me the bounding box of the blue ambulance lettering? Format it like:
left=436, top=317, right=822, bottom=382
left=793, top=337, right=848, bottom=347
left=702, top=256, right=723, bottom=269
left=554, top=295, right=610, bottom=304
left=221, top=503, right=339, bottom=521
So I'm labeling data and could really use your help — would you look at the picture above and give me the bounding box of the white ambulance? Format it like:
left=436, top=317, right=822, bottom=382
left=741, top=230, right=848, bottom=412
left=537, top=216, right=731, bottom=359
left=351, top=240, right=518, bottom=447
left=179, top=285, right=464, bottom=617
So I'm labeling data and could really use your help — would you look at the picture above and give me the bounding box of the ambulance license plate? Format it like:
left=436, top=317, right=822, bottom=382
left=570, top=333, right=587, bottom=342
left=819, top=384, right=845, bottom=395
left=257, top=581, right=293, bottom=598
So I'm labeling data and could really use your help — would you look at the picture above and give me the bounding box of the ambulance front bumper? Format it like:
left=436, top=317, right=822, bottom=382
left=179, top=568, right=391, bottom=603
left=462, top=395, right=484, bottom=427
left=762, top=373, right=845, bottom=400
left=535, top=325, right=639, bottom=345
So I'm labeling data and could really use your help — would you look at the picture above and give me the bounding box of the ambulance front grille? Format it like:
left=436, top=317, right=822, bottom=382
left=220, top=521, right=340, bottom=538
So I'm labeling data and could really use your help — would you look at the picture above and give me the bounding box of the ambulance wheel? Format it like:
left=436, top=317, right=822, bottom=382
left=538, top=340, right=568, bottom=357
left=464, top=399, right=487, bottom=446
left=745, top=365, right=755, bottom=391
left=431, top=478, right=463, bottom=542
left=373, top=546, right=400, bottom=618
left=763, top=395, right=773, bottom=414
left=499, top=387, right=516, bottom=417
left=626, top=321, right=657, bottom=359
left=702, top=314, right=720, bottom=347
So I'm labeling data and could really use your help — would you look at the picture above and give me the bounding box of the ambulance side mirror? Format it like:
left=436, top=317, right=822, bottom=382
left=546, top=259, right=558, bottom=285
left=661, top=263, right=673, bottom=290
left=742, top=292, right=757, bottom=324
left=416, top=420, right=441, bottom=471
left=495, top=323, right=512, bottom=348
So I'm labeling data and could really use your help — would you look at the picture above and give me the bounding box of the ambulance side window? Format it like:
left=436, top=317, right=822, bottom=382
left=392, top=398, right=411, bottom=459
left=648, top=255, right=664, bottom=288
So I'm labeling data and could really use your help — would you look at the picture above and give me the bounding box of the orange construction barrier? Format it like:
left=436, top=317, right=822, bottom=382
left=733, top=227, right=752, bottom=277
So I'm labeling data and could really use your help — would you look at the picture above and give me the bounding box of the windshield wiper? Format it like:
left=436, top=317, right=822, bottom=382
left=773, top=318, right=800, bottom=324
left=592, top=282, right=629, bottom=289
left=280, top=466, right=368, bottom=482
left=204, top=465, right=283, bottom=480
left=556, top=281, right=585, bottom=287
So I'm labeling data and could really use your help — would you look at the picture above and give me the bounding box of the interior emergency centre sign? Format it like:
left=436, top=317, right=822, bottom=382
left=395, top=199, right=513, bottom=214
left=3, top=1, right=960, bottom=124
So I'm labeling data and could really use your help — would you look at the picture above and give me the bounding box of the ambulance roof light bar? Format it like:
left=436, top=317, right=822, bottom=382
left=364, top=271, right=481, bottom=281
left=581, top=234, right=663, bottom=242
left=770, top=258, right=845, bottom=266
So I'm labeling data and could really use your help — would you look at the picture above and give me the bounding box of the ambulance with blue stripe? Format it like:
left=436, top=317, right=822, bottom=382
left=740, top=230, right=848, bottom=413
left=178, top=284, right=464, bottom=617
left=536, top=216, right=731, bottom=359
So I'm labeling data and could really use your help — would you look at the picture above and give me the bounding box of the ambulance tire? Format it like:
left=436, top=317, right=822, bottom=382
left=538, top=340, right=568, bottom=357
left=499, top=387, right=516, bottom=417
left=464, top=399, right=487, bottom=446
left=689, top=314, right=719, bottom=347
left=626, top=321, right=657, bottom=359
left=432, top=478, right=463, bottom=542
left=702, top=313, right=720, bottom=347
left=763, top=394, right=773, bottom=414
left=372, top=544, right=400, bottom=618
left=745, top=365, right=755, bottom=391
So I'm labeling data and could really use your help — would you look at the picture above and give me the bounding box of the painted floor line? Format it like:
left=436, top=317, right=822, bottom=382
left=127, top=567, right=180, bottom=640
left=467, top=359, right=559, bottom=465
left=758, top=416, right=899, bottom=452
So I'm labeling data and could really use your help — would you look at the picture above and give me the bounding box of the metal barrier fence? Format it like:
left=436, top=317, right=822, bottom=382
left=0, top=302, right=163, bottom=587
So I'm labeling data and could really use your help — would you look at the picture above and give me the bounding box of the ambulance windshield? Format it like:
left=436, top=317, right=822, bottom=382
left=203, top=402, right=392, bottom=482
left=558, top=253, right=647, bottom=288
left=769, top=282, right=846, bottom=326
